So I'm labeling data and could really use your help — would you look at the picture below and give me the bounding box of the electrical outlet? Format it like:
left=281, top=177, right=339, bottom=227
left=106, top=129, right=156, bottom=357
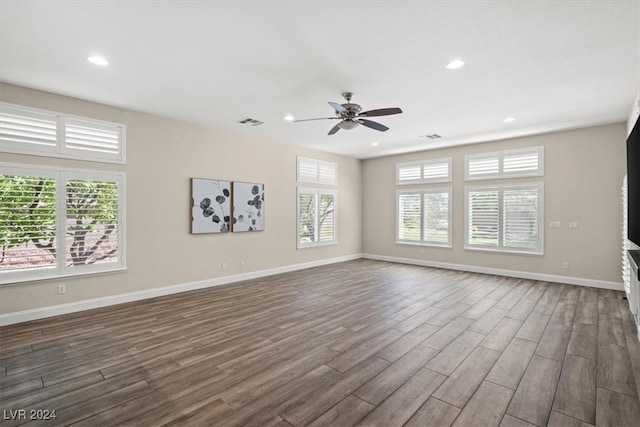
left=240, top=260, right=245, bottom=267
left=57, top=284, right=66, bottom=294
left=562, top=262, right=569, bottom=270
left=221, top=262, right=226, bottom=270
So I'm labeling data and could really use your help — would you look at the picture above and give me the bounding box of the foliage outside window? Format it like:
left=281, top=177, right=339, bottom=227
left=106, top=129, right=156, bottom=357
left=397, top=188, right=452, bottom=247
left=297, top=188, right=336, bottom=248
left=0, top=164, right=125, bottom=283
left=465, top=183, right=543, bottom=254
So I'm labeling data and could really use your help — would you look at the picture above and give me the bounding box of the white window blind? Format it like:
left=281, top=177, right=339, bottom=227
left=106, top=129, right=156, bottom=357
left=397, top=188, right=452, bottom=247
left=0, top=163, right=126, bottom=284
left=398, top=193, right=421, bottom=241
left=297, top=157, right=337, bottom=185
left=0, top=102, right=125, bottom=164
left=397, top=157, right=452, bottom=185
left=465, top=183, right=543, bottom=254
left=297, top=188, right=337, bottom=248
left=465, top=147, right=543, bottom=181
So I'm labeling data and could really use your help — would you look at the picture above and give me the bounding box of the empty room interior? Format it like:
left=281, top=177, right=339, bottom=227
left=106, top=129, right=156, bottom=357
left=1, top=1, right=640, bottom=426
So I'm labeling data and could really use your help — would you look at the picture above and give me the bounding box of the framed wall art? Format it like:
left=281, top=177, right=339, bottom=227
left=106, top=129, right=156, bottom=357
left=232, top=182, right=265, bottom=232
left=191, top=178, right=231, bottom=233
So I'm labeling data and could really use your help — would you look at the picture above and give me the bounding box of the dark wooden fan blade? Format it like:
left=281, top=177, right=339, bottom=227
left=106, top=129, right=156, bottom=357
left=294, top=117, right=339, bottom=122
left=328, top=102, right=347, bottom=114
left=328, top=124, right=341, bottom=135
left=359, top=107, right=403, bottom=117
left=358, top=119, right=389, bottom=132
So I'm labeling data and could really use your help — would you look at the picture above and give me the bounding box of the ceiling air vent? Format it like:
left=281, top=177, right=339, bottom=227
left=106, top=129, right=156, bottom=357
left=237, top=117, right=264, bottom=126
left=421, top=134, right=442, bottom=140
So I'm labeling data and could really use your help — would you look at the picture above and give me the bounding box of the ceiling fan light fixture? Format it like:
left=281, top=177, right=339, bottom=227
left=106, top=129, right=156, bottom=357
left=446, top=59, right=465, bottom=70
left=503, top=116, right=516, bottom=122
left=283, top=114, right=295, bottom=121
left=338, top=120, right=359, bottom=130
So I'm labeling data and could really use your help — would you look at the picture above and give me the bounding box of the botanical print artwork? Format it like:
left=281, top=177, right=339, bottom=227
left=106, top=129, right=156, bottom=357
left=232, top=182, right=265, bottom=232
left=191, top=178, right=231, bottom=233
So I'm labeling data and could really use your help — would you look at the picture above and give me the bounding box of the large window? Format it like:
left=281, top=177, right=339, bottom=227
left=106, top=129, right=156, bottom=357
left=465, top=183, right=543, bottom=254
left=296, top=156, right=337, bottom=249
left=1, top=103, right=126, bottom=284
left=396, top=157, right=452, bottom=247
left=297, top=188, right=336, bottom=248
left=0, top=163, right=125, bottom=283
left=397, top=188, right=452, bottom=246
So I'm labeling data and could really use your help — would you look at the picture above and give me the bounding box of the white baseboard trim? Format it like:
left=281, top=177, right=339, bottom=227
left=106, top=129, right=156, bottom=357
left=363, top=253, right=624, bottom=291
left=0, top=254, right=363, bottom=327
left=2, top=252, right=624, bottom=326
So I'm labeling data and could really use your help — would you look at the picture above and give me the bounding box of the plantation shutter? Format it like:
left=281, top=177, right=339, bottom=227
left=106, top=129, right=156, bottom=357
left=0, top=104, right=58, bottom=154
left=297, top=191, right=316, bottom=244
left=466, top=147, right=543, bottom=180
left=397, top=163, right=422, bottom=184
left=318, top=193, right=335, bottom=241
left=423, top=191, right=449, bottom=244
left=503, top=147, right=543, bottom=177
left=467, top=189, right=499, bottom=247
left=0, top=102, right=125, bottom=164
left=0, top=172, right=58, bottom=274
left=64, top=118, right=122, bottom=159
left=422, top=159, right=451, bottom=182
left=297, top=157, right=337, bottom=185
left=398, top=193, right=421, bottom=241
left=503, top=187, right=541, bottom=250
left=65, top=177, right=121, bottom=266
left=397, top=158, right=451, bottom=184
left=466, top=154, right=500, bottom=180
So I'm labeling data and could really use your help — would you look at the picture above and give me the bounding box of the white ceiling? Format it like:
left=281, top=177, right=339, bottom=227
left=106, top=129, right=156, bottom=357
left=1, top=1, right=639, bottom=159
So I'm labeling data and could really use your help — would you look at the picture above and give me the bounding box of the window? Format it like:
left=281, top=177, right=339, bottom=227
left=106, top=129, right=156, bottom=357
left=0, top=102, right=125, bottom=164
left=465, top=183, right=543, bottom=254
left=1, top=163, right=126, bottom=283
left=297, top=157, right=337, bottom=185
left=397, top=157, right=452, bottom=185
left=397, top=188, right=452, bottom=247
left=465, top=147, right=543, bottom=181
left=297, top=188, right=336, bottom=248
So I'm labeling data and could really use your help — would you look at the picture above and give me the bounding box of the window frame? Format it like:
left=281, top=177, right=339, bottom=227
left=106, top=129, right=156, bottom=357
left=396, top=186, right=453, bottom=248
left=465, top=146, right=544, bottom=181
left=296, top=187, right=337, bottom=249
left=1, top=102, right=126, bottom=164
left=0, top=162, right=126, bottom=284
left=464, top=182, right=544, bottom=255
left=296, top=156, right=337, bottom=185
left=396, top=157, right=452, bottom=185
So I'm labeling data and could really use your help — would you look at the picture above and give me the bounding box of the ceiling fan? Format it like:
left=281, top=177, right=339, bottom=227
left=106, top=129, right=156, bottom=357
left=294, top=92, right=403, bottom=135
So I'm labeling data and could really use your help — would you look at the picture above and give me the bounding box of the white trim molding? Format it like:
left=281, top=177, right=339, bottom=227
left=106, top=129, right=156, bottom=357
left=0, top=254, right=362, bottom=326
left=1, top=252, right=624, bottom=326
left=363, top=253, right=624, bottom=291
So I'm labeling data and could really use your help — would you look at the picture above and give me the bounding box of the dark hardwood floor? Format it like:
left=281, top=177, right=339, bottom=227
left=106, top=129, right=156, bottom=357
left=1, top=259, right=640, bottom=426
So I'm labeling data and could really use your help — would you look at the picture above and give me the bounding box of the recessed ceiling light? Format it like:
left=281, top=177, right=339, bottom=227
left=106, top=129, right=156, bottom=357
left=87, top=55, right=108, bottom=66
left=371, top=142, right=379, bottom=146
left=283, top=115, right=295, bottom=121
left=503, top=117, right=516, bottom=123
left=446, top=59, right=465, bottom=70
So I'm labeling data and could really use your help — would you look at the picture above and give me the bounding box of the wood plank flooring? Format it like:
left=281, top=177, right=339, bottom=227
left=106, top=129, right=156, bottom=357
left=1, top=259, right=640, bottom=426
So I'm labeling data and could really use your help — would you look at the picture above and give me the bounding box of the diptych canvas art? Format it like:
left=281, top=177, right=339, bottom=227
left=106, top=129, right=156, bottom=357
left=191, top=178, right=264, bottom=234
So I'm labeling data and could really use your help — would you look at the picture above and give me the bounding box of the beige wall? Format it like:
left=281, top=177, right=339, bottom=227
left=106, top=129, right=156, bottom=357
left=362, top=124, right=627, bottom=285
left=0, top=83, right=362, bottom=314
